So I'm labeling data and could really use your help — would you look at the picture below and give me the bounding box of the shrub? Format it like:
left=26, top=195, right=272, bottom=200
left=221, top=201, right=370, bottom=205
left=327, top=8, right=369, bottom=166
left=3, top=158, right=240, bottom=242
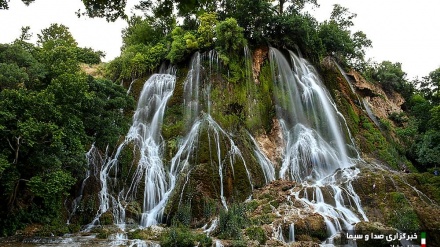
left=216, top=203, right=248, bottom=240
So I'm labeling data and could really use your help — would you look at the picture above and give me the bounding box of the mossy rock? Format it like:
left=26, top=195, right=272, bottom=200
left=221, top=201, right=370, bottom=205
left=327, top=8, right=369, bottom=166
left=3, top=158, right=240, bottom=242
left=99, top=211, right=114, bottom=225
left=125, top=201, right=142, bottom=223
left=245, top=226, right=267, bottom=244
left=293, top=213, right=327, bottom=242
left=127, top=226, right=164, bottom=241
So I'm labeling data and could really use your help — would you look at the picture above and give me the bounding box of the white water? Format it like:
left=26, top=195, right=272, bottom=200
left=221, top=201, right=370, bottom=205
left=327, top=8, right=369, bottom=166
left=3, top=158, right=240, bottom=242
left=248, top=133, right=276, bottom=183
left=174, top=51, right=253, bottom=210
left=86, top=71, right=176, bottom=229
left=334, top=61, right=381, bottom=129
left=269, top=48, right=368, bottom=243
left=80, top=48, right=369, bottom=246
left=288, top=223, right=295, bottom=243
left=275, top=224, right=285, bottom=242
left=67, top=144, right=103, bottom=224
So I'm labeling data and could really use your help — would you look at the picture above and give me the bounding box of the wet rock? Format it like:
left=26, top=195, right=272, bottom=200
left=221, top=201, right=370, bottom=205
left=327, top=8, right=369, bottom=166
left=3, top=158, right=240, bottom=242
left=252, top=46, right=269, bottom=84
left=256, top=119, right=284, bottom=167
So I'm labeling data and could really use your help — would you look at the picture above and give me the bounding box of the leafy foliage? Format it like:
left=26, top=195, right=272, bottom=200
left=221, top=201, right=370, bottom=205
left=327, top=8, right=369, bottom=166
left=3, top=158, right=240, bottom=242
left=160, top=224, right=212, bottom=247
left=216, top=203, right=248, bottom=240
left=215, top=18, right=246, bottom=64
left=319, top=4, right=371, bottom=66
left=419, top=67, right=440, bottom=103
left=37, top=24, right=77, bottom=50
left=0, top=24, right=133, bottom=236
left=197, top=12, right=218, bottom=50
left=371, top=61, right=407, bottom=93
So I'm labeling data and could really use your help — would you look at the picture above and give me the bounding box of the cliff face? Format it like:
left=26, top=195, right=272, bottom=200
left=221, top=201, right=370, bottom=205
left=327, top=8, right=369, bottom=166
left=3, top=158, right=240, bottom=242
left=347, top=70, right=405, bottom=120
left=64, top=48, right=440, bottom=247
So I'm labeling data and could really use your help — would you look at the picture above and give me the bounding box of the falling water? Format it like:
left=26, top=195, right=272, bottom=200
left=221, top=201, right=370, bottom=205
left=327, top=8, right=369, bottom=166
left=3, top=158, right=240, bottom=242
left=363, top=98, right=381, bottom=128
left=288, top=223, right=295, bottom=243
left=87, top=70, right=176, bottom=229
left=270, top=48, right=352, bottom=182
left=172, top=51, right=253, bottom=210
left=84, top=47, right=369, bottom=243
left=275, top=224, right=285, bottom=242
left=67, top=144, right=103, bottom=224
left=269, top=47, right=368, bottom=243
left=248, top=133, right=276, bottom=183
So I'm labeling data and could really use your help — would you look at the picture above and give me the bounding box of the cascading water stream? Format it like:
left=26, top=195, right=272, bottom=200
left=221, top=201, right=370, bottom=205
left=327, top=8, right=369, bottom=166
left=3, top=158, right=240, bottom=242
left=288, top=223, right=295, bottom=243
left=67, top=144, right=103, bottom=224
left=269, top=47, right=368, bottom=243
left=82, top=46, right=369, bottom=245
left=86, top=70, right=177, bottom=229
left=173, top=51, right=254, bottom=210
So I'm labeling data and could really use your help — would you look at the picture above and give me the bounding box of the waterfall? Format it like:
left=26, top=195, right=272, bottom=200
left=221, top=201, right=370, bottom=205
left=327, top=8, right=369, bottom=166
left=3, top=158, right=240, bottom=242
left=270, top=47, right=351, bottom=182
left=67, top=144, right=103, bottom=224
left=269, top=47, right=368, bottom=242
left=172, top=51, right=253, bottom=210
left=248, top=133, right=276, bottom=183
left=83, top=47, right=369, bottom=243
left=288, top=223, right=295, bottom=243
left=87, top=70, right=176, bottom=229
left=275, top=224, right=285, bottom=242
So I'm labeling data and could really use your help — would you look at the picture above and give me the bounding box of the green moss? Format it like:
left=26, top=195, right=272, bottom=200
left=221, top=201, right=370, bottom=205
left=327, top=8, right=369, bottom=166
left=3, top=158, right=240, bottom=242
left=216, top=203, right=248, bottom=240
left=270, top=200, right=280, bottom=209
left=160, top=225, right=212, bottom=247
left=35, top=218, right=70, bottom=237
left=129, top=77, right=149, bottom=102
left=99, top=211, right=113, bottom=225
left=127, top=228, right=160, bottom=241
left=261, top=204, right=272, bottom=214
left=250, top=213, right=275, bottom=225
left=388, top=206, right=420, bottom=231
left=245, top=200, right=259, bottom=212
left=407, top=172, right=440, bottom=203
left=358, top=114, right=399, bottom=169
left=245, top=226, right=267, bottom=244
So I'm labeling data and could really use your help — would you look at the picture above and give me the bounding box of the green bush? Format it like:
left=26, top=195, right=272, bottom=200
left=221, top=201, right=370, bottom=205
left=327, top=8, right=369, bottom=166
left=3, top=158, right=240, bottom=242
left=245, top=226, right=266, bottom=244
left=216, top=203, right=248, bottom=240
left=160, top=225, right=212, bottom=247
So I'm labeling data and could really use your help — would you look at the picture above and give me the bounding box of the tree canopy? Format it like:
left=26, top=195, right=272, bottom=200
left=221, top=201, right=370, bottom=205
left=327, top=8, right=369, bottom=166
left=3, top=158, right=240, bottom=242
left=0, top=24, right=133, bottom=236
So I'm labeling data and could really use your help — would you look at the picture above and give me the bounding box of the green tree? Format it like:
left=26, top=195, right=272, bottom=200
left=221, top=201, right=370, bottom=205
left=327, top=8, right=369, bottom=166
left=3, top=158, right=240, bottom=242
left=0, top=0, right=35, bottom=9
left=18, top=26, right=32, bottom=42
left=197, top=12, right=218, bottom=50
left=122, top=16, right=170, bottom=48
left=419, top=67, right=440, bottom=103
left=222, top=0, right=273, bottom=44
left=330, top=4, right=356, bottom=30
left=0, top=43, right=46, bottom=90
left=167, top=27, right=199, bottom=64
left=416, top=130, right=440, bottom=166
left=266, top=13, right=323, bottom=61
left=275, top=0, right=319, bottom=15
left=78, top=0, right=128, bottom=21
left=372, top=61, right=407, bottom=93
left=0, top=26, right=133, bottom=236
left=42, top=46, right=80, bottom=79
left=0, top=63, right=28, bottom=90
left=319, top=4, right=371, bottom=66
left=215, top=18, right=246, bottom=60
left=75, top=47, right=104, bottom=64
left=408, top=94, right=432, bottom=133
left=37, top=23, right=77, bottom=50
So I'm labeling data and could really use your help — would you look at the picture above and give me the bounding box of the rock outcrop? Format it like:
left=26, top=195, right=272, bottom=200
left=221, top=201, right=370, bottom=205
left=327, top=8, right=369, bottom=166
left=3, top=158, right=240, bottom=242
left=347, top=70, right=404, bottom=120
left=256, top=119, right=284, bottom=168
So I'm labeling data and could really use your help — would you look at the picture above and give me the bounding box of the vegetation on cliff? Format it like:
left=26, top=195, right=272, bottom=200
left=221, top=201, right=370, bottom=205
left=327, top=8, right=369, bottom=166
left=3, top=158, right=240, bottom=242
left=0, top=0, right=439, bottom=245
